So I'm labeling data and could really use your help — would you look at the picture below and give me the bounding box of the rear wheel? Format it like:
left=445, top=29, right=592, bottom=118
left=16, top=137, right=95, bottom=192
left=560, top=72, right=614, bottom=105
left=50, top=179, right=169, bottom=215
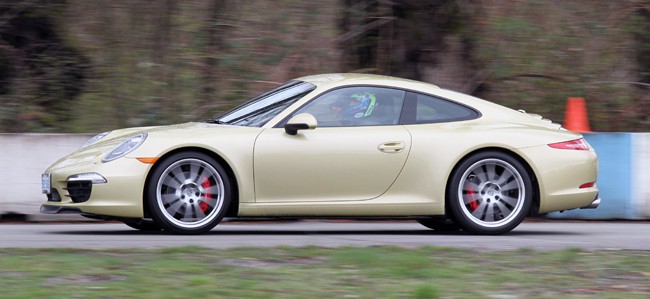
left=448, top=151, right=532, bottom=235
left=147, top=151, right=231, bottom=234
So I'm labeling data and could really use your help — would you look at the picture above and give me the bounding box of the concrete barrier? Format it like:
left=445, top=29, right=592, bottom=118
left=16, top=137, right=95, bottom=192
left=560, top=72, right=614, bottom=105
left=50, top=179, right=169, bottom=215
left=0, top=133, right=90, bottom=216
left=1, top=132, right=649, bottom=220
left=633, top=134, right=650, bottom=218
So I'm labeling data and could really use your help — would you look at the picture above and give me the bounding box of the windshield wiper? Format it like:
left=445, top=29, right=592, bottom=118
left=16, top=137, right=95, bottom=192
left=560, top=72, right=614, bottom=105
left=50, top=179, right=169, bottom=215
left=202, top=119, right=227, bottom=124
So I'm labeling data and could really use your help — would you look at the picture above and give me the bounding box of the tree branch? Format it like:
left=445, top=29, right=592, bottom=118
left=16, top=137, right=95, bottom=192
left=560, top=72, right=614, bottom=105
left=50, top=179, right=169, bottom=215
left=0, top=0, right=39, bottom=27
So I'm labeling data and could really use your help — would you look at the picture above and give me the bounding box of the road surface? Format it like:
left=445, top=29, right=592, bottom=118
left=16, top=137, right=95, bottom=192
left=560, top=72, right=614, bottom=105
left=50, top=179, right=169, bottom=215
left=0, top=220, right=648, bottom=251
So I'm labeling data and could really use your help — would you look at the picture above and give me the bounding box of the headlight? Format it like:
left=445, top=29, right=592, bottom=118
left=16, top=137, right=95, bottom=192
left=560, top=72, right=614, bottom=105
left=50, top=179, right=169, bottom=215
left=81, top=131, right=111, bottom=148
left=102, top=133, right=147, bottom=163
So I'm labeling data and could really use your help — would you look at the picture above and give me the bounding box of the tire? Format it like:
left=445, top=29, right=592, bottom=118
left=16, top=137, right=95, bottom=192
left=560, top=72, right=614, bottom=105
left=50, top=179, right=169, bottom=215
left=416, top=218, right=461, bottom=232
left=447, top=151, right=532, bottom=235
left=123, top=218, right=162, bottom=231
left=147, top=151, right=231, bottom=235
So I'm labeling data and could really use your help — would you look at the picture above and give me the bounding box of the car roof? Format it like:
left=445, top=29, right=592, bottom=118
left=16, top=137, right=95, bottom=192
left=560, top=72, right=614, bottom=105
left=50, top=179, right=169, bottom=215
left=294, top=73, right=441, bottom=92
left=292, top=73, right=562, bottom=131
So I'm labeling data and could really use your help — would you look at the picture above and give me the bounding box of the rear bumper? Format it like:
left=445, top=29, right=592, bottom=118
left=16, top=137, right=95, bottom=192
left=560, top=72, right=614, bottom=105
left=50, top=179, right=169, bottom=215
left=580, top=194, right=601, bottom=209
left=518, top=144, right=599, bottom=213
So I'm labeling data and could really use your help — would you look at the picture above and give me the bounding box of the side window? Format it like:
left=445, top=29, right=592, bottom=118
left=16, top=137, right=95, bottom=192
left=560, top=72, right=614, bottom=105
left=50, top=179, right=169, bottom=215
left=293, top=86, right=406, bottom=127
left=413, top=93, right=478, bottom=123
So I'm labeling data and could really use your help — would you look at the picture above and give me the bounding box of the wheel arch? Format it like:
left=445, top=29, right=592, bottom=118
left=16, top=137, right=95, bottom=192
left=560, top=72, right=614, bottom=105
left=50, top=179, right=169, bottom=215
left=141, top=147, right=240, bottom=219
left=444, top=147, right=540, bottom=217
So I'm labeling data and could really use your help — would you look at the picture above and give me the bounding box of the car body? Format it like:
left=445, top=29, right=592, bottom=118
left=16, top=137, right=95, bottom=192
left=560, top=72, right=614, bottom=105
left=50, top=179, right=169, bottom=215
left=41, top=73, right=600, bottom=234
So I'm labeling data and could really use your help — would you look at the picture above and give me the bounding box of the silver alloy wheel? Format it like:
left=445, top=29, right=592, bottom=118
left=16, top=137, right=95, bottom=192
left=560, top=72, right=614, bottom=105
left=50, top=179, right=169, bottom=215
left=155, top=158, right=225, bottom=229
left=457, top=158, right=525, bottom=228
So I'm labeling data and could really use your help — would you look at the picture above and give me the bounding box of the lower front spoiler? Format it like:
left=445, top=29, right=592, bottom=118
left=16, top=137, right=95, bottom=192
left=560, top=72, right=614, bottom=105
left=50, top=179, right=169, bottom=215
left=580, top=194, right=601, bottom=209
left=40, top=204, right=83, bottom=214
left=40, top=204, right=142, bottom=223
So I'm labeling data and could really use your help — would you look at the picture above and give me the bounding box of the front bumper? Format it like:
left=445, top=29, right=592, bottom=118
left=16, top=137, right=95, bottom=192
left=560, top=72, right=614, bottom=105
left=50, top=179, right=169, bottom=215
left=42, top=156, right=152, bottom=218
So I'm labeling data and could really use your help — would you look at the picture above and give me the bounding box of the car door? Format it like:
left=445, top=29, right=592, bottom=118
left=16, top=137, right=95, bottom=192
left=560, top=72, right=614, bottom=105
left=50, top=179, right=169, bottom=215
left=253, top=86, right=411, bottom=203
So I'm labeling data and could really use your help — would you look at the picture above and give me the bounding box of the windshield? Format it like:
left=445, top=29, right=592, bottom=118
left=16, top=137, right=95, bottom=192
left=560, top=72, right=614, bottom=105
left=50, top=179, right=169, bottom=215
left=214, top=81, right=316, bottom=127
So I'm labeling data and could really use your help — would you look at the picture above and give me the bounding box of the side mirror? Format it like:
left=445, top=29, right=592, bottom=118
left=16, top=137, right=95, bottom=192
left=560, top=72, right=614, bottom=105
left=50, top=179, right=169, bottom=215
left=284, top=113, right=318, bottom=135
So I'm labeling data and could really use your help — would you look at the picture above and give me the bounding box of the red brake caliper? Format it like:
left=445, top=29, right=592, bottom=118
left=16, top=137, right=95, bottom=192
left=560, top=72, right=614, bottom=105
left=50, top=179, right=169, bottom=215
left=464, top=181, right=479, bottom=211
left=199, top=177, right=211, bottom=213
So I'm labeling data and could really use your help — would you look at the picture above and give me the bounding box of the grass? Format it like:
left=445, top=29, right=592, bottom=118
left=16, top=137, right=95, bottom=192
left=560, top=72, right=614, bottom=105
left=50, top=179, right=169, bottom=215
left=0, top=247, right=648, bottom=298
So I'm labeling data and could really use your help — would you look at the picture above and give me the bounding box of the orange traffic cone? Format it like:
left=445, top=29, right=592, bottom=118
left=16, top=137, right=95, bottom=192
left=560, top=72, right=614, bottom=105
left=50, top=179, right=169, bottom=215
left=563, top=97, right=591, bottom=132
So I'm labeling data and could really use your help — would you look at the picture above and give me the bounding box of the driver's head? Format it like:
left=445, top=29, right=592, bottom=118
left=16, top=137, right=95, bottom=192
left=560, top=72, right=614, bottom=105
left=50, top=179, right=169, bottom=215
left=330, top=92, right=377, bottom=120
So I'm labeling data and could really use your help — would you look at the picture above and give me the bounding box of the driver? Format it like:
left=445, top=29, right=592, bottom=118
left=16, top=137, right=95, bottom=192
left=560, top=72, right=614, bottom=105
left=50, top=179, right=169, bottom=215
left=329, top=92, right=377, bottom=121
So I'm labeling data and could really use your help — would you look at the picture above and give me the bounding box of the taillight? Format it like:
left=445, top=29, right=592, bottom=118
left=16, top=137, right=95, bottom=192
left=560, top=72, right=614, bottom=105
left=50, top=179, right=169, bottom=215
left=548, top=138, right=591, bottom=150
left=579, top=182, right=595, bottom=189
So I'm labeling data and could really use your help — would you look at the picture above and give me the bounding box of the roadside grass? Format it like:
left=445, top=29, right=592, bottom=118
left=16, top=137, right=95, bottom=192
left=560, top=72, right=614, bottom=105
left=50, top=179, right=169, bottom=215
left=0, top=246, right=648, bottom=298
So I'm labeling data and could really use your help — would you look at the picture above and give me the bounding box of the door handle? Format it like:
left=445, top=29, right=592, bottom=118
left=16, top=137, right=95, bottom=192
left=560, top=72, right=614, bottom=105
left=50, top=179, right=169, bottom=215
left=378, top=141, right=405, bottom=153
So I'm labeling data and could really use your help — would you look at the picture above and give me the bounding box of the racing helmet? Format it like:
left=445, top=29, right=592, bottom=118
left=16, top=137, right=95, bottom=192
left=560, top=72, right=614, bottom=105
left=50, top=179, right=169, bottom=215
left=331, top=92, right=377, bottom=120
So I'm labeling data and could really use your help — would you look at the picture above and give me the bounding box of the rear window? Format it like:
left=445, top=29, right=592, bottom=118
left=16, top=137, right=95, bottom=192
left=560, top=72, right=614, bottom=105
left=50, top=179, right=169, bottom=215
left=411, top=93, right=478, bottom=123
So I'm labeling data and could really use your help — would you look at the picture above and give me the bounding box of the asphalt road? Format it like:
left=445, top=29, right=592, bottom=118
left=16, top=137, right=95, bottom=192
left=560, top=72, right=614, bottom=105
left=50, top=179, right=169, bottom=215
left=0, top=220, right=648, bottom=251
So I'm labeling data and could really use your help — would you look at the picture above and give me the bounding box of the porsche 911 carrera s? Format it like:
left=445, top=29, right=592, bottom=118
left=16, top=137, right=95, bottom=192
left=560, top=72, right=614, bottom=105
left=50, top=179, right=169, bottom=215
left=40, top=73, right=600, bottom=234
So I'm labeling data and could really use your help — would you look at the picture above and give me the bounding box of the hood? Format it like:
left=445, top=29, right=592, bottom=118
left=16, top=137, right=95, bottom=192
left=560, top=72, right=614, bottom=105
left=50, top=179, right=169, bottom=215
left=50, top=123, right=224, bottom=169
left=90, top=122, right=231, bottom=145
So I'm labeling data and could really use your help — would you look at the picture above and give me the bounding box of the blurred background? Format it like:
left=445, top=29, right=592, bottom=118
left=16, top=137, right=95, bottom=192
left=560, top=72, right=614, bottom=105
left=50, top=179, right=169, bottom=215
left=0, top=0, right=649, bottom=133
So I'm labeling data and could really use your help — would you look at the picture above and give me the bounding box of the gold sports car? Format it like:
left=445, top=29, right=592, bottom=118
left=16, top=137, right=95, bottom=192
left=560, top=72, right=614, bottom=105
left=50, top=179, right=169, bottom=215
left=41, top=73, right=600, bottom=235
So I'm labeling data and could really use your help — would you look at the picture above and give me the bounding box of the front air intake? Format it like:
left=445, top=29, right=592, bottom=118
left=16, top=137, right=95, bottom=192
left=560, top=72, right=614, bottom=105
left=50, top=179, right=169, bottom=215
left=47, top=189, right=62, bottom=202
left=66, top=181, right=92, bottom=203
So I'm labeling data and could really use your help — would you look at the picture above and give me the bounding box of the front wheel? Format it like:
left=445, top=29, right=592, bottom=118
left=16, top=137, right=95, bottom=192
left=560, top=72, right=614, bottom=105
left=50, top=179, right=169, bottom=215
left=447, top=151, right=533, bottom=235
left=147, top=151, right=231, bottom=235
